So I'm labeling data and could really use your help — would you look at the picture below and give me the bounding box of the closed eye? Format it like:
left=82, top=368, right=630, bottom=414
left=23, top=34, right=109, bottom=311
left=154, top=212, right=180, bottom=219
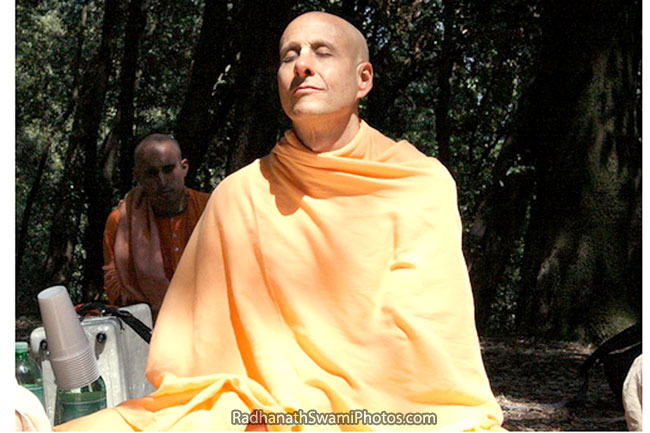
left=280, top=47, right=299, bottom=63
left=315, top=48, right=332, bottom=57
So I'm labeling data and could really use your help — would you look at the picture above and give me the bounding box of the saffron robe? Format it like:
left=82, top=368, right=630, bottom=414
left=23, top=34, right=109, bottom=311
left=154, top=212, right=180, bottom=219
left=57, top=121, right=503, bottom=431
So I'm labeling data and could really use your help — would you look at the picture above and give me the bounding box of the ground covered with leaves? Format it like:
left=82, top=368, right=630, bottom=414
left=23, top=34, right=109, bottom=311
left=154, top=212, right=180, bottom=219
left=483, top=337, right=628, bottom=431
left=16, top=317, right=628, bottom=431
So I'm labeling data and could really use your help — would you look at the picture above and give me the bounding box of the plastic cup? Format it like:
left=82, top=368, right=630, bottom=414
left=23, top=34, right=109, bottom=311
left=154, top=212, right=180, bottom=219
left=37, top=285, right=99, bottom=390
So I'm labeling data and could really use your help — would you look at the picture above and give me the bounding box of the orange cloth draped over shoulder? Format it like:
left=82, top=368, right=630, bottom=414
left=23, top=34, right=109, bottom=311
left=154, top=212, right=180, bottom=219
left=57, top=121, right=504, bottom=431
left=102, top=187, right=210, bottom=315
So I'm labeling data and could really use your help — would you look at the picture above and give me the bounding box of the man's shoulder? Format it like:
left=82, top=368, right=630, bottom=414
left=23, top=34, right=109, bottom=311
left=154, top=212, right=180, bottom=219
left=367, top=125, right=442, bottom=167
left=216, top=160, right=265, bottom=192
left=200, top=160, right=268, bottom=209
left=106, top=206, right=121, bottom=223
left=104, top=206, right=121, bottom=237
left=370, top=128, right=455, bottom=183
left=186, top=188, right=211, bottom=215
left=187, top=187, right=211, bottom=197
left=378, top=136, right=458, bottom=195
left=187, top=187, right=211, bottom=203
left=194, top=160, right=268, bottom=220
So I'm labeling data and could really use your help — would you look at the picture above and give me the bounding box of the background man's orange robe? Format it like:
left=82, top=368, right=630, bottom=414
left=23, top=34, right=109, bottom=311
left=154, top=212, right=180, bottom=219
left=103, top=187, right=210, bottom=314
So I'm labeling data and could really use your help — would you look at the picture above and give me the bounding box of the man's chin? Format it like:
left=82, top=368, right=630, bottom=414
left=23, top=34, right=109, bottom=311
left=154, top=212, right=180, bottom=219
left=151, top=198, right=177, bottom=212
left=288, top=106, right=333, bottom=121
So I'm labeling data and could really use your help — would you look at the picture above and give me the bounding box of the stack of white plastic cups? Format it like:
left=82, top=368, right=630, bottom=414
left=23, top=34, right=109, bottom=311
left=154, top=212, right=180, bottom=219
left=37, top=285, right=100, bottom=390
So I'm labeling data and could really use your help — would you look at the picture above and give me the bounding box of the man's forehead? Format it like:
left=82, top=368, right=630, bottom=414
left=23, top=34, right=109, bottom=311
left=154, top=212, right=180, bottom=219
left=280, top=12, right=355, bottom=50
left=135, top=141, right=180, bottom=166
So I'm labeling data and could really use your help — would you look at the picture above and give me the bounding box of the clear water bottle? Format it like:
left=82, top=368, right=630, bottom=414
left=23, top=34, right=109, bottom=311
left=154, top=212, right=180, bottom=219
left=15, top=341, right=46, bottom=408
left=54, top=376, right=107, bottom=425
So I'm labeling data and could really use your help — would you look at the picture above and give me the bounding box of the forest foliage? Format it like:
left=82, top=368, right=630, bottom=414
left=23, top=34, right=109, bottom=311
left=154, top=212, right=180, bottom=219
left=15, top=0, right=641, bottom=343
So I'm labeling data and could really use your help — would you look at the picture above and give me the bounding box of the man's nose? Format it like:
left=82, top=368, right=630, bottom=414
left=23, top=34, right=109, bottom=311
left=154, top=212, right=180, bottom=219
left=294, top=51, right=315, bottom=77
left=157, top=172, right=167, bottom=186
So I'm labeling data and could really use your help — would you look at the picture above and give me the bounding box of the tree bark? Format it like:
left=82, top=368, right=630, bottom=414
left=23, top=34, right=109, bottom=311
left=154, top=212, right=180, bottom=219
left=174, top=0, right=231, bottom=186
left=115, top=0, right=148, bottom=196
left=514, top=0, right=640, bottom=342
left=15, top=105, right=75, bottom=284
left=41, top=145, right=83, bottom=295
left=432, top=0, right=458, bottom=171
left=469, top=0, right=640, bottom=343
left=467, top=133, right=535, bottom=331
left=74, top=0, right=121, bottom=301
left=224, top=0, right=293, bottom=174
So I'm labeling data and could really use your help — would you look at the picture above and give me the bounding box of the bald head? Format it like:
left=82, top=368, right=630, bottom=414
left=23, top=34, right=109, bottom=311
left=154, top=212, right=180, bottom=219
left=134, top=133, right=181, bottom=170
left=132, top=133, right=189, bottom=215
left=280, top=12, right=369, bottom=64
left=277, top=11, right=374, bottom=135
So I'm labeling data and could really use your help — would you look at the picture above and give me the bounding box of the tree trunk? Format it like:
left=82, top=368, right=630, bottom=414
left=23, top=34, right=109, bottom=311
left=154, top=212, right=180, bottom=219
left=116, top=0, right=148, bottom=196
left=225, top=0, right=293, bottom=173
left=467, top=133, right=535, bottom=331
left=40, top=0, right=119, bottom=302
left=40, top=145, right=83, bottom=296
left=16, top=98, right=76, bottom=286
left=174, top=0, right=231, bottom=186
left=432, top=0, right=458, bottom=171
left=468, top=0, right=640, bottom=343
left=75, top=0, right=120, bottom=301
left=513, top=0, right=641, bottom=342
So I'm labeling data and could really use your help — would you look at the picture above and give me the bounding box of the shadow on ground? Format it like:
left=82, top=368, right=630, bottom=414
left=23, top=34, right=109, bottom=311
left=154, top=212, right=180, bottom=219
left=482, top=337, right=628, bottom=431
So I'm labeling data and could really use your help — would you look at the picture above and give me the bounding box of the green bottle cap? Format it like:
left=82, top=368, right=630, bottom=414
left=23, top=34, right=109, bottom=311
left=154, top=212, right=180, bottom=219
left=15, top=341, right=29, bottom=352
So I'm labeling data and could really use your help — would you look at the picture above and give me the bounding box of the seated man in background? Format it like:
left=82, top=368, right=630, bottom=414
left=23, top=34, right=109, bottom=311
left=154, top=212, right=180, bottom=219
left=58, top=12, right=503, bottom=431
left=102, top=133, right=210, bottom=318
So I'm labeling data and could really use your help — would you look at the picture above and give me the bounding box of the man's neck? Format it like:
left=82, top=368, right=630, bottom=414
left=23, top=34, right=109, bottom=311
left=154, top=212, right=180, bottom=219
left=293, top=113, right=361, bottom=153
left=151, top=188, right=190, bottom=217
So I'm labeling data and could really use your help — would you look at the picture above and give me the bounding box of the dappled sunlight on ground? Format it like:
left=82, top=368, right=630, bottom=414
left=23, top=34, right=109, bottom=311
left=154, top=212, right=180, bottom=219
left=482, top=337, right=628, bottom=431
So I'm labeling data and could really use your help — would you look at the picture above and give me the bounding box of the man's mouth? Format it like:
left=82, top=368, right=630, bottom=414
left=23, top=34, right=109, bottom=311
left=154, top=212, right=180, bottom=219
left=293, top=85, right=322, bottom=95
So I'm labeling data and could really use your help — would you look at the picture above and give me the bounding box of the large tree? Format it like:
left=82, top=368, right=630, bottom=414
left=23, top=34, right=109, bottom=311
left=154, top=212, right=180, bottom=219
left=224, top=0, right=294, bottom=174
left=174, top=0, right=232, bottom=186
left=469, top=0, right=641, bottom=342
left=114, top=0, right=149, bottom=196
left=76, top=0, right=121, bottom=301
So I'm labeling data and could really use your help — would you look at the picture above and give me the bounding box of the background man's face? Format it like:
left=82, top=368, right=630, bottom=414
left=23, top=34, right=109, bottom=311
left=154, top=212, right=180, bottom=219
left=134, top=141, right=188, bottom=211
left=277, top=16, right=362, bottom=122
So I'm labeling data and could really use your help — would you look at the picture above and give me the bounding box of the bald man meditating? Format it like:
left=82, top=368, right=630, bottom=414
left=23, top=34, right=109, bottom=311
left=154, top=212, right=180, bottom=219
left=102, top=134, right=210, bottom=318
left=57, top=12, right=503, bottom=431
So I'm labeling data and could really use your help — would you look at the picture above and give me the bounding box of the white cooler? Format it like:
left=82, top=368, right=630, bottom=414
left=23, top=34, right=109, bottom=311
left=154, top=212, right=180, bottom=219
left=29, top=303, right=157, bottom=424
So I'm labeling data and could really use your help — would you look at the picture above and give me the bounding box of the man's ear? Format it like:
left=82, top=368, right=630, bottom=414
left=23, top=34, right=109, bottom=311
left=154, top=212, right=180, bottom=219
left=180, top=158, right=189, bottom=175
left=356, top=62, right=373, bottom=99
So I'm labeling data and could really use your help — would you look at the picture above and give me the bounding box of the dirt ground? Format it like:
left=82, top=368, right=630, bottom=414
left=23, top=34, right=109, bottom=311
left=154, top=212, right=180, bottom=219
left=482, top=337, right=629, bottom=431
left=16, top=316, right=630, bottom=431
